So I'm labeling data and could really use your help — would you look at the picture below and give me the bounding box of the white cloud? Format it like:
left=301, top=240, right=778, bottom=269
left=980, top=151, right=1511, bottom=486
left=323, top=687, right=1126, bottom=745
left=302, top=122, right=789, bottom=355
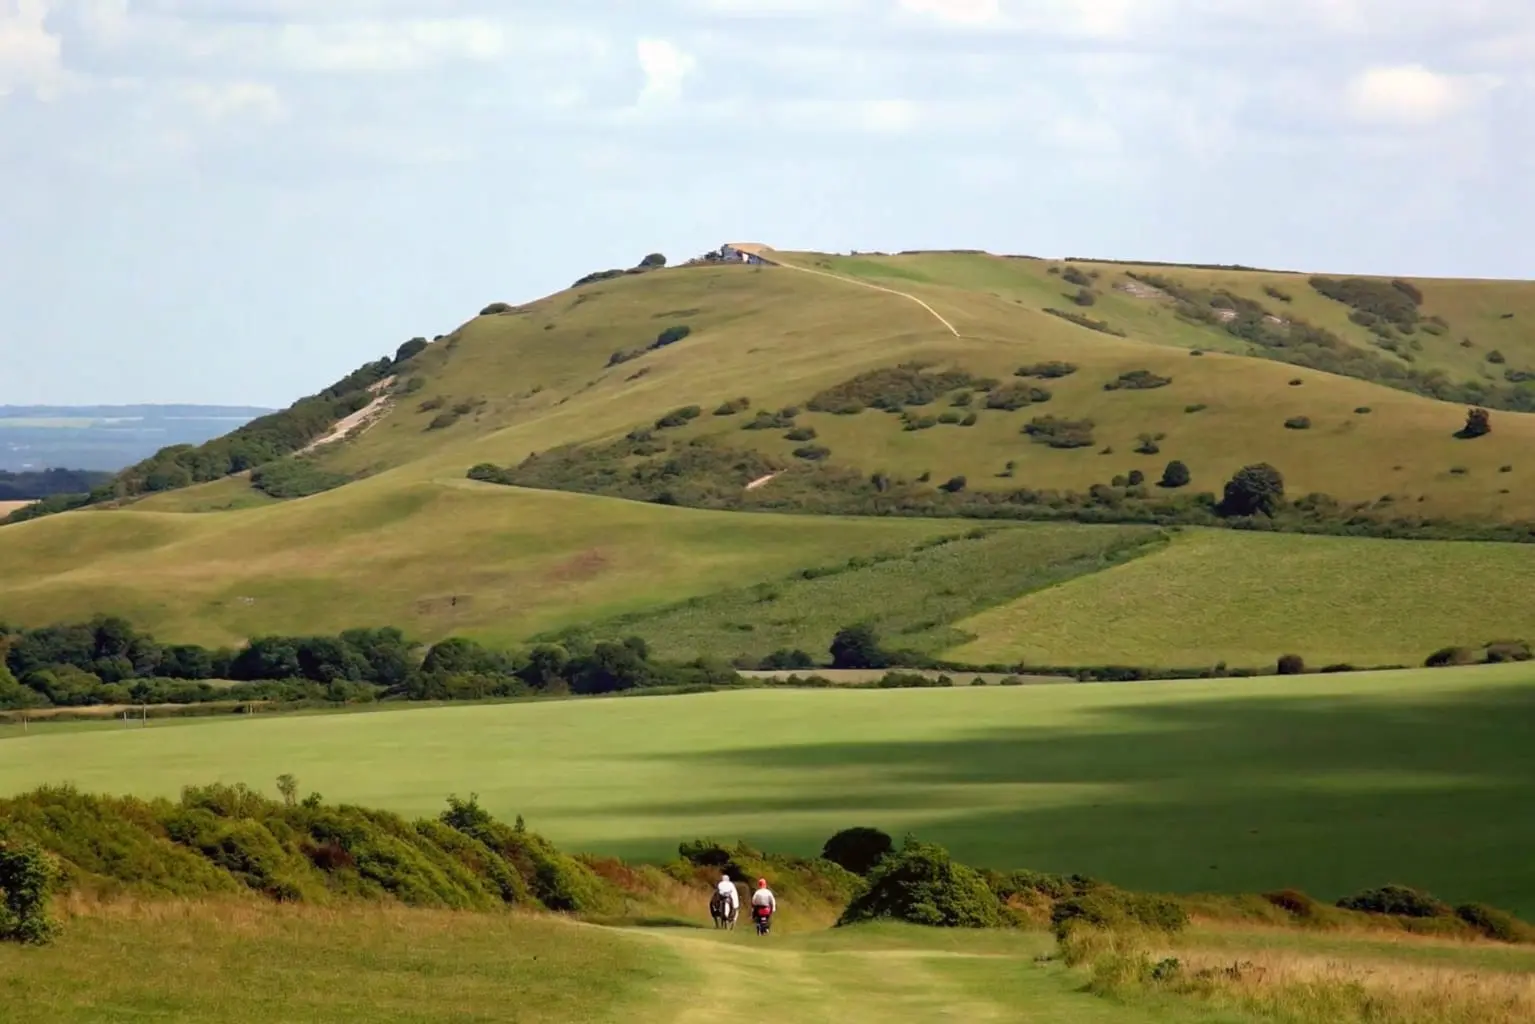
left=1344, top=64, right=1482, bottom=124
left=175, top=80, right=286, bottom=122
left=636, top=38, right=695, bottom=105
left=276, top=19, right=509, bottom=73
left=897, top=0, right=1000, bottom=25
left=0, top=0, right=64, bottom=99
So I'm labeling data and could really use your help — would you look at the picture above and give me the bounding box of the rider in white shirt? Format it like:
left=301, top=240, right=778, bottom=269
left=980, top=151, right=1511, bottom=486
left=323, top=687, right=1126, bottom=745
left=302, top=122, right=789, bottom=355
left=714, top=873, right=740, bottom=917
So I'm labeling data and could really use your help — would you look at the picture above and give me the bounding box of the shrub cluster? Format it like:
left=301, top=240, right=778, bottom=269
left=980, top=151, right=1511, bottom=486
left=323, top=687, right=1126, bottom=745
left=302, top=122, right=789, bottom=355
left=1043, top=309, right=1127, bottom=336
left=250, top=459, right=352, bottom=499
left=1309, top=276, right=1422, bottom=328
left=806, top=364, right=982, bottom=415
left=1015, top=361, right=1079, bottom=379
left=984, top=383, right=1053, bottom=411
left=1104, top=370, right=1172, bottom=391
left=608, top=325, right=694, bottom=367
left=1024, top=416, right=1096, bottom=449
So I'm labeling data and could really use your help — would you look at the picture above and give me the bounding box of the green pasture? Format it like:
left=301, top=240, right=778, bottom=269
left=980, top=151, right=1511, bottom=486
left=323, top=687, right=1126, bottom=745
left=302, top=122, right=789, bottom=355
left=949, top=528, right=1535, bottom=668
left=578, top=522, right=1163, bottom=661
left=4, top=665, right=1532, bottom=914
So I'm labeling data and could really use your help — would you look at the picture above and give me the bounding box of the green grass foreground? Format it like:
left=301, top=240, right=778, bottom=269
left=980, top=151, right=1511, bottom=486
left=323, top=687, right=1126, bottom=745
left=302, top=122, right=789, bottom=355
left=0, top=906, right=1234, bottom=1024
left=4, top=665, right=1532, bottom=914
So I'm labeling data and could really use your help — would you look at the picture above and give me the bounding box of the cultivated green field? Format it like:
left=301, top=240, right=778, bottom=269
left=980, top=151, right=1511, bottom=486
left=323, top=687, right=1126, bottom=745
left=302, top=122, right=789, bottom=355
left=6, top=666, right=1533, bottom=914
left=949, top=528, right=1535, bottom=668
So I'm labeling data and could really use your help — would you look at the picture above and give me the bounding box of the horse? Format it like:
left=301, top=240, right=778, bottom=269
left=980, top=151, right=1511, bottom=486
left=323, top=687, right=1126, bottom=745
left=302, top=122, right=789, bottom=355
left=710, top=891, right=738, bottom=930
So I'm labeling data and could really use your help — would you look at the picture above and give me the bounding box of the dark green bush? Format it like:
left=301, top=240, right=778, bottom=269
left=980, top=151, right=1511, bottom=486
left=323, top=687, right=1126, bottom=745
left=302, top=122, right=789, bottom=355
left=837, top=838, right=1001, bottom=928
left=1043, top=309, right=1126, bottom=336
left=1218, top=463, right=1285, bottom=517
left=1336, top=885, right=1450, bottom=919
left=713, top=397, right=751, bottom=416
left=985, top=384, right=1053, bottom=411
left=427, top=411, right=461, bottom=431
left=0, top=844, right=59, bottom=944
left=1134, top=434, right=1160, bottom=455
left=960, top=413, right=978, bottom=427
left=1071, top=288, right=1097, bottom=307
left=1159, top=460, right=1191, bottom=489
left=1051, top=888, right=1189, bottom=939
left=1024, top=416, right=1095, bottom=449
left=785, top=427, right=818, bottom=442
left=654, top=406, right=702, bottom=430
left=1457, top=407, right=1491, bottom=439
left=1276, top=654, right=1305, bottom=675
left=1284, top=416, right=1311, bottom=430
left=830, top=625, right=888, bottom=670
left=251, top=461, right=352, bottom=500
left=1484, top=641, right=1531, bottom=663
left=1425, top=646, right=1476, bottom=668
left=820, top=828, right=894, bottom=876
left=807, top=365, right=977, bottom=415
left=742, top=409, right=797, bottom=431
left=939, top=476, right=967, bottom=494
left=1104, top=370, right=1172, bottom=391
left=1486, top=350, right=1506, bottom=364
left=1016, top=362, right=1078, bottom=379
left=479, top=302, right=514, bottom=315
left=792, top=445, right=831, bottom=461
left=1455, top=903, right=1535, bottom=943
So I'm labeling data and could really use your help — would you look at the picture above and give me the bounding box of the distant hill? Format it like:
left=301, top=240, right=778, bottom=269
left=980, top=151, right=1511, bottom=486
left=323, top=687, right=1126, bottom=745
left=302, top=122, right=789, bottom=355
left=0, top=404, right=273, bottom=472
left=3, top=245, right=1535, bottom=668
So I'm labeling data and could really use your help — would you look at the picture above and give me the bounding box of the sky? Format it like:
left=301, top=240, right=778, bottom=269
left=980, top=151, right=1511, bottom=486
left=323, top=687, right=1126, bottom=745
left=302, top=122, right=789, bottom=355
left=1, top=1, right=1532, bottom=407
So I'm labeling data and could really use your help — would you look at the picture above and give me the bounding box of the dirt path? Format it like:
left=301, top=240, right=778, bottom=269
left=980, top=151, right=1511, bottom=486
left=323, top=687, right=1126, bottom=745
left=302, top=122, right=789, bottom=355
left=643, top=929, right=1012, bottom=1024
left=298, top=377, right=396, bottom=455
left=747, top=248, right=962, bottom=338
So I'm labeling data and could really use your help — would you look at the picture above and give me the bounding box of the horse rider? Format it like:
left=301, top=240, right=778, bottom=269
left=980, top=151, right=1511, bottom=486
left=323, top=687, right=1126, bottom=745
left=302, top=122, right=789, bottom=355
left=714, top=872, right=740, bottom=921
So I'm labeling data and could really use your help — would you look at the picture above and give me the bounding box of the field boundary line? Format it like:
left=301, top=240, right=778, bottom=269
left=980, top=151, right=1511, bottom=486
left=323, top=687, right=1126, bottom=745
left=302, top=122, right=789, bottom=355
left=756, top=253, right=961, bottom=338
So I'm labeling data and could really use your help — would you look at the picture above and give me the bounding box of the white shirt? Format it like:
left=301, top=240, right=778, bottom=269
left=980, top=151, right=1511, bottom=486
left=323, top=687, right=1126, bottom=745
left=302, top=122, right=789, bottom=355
left=715, top=879, right=739, bottom=907
left=751, top=887, right=777, bottom=911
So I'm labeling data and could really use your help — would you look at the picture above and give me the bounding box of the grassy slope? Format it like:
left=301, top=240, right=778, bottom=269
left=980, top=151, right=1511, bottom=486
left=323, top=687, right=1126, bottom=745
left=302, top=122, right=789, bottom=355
left=5, top=665, right=1532, bottom=913
left=949, top=528, right=1535, bottom=668
left=0, top=480, right=962, bottom=648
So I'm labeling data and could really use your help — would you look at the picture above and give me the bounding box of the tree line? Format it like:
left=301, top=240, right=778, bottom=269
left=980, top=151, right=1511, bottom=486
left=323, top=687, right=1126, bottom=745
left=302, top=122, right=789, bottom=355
left=0, top=617, right=738, bottom=711
left=0, top=470, right=113, bottom=502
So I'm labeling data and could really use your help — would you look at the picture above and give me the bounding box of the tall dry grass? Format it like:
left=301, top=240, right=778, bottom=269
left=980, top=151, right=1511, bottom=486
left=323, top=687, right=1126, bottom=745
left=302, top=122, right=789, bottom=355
left=1062, top=925, right=1535, bottom=1024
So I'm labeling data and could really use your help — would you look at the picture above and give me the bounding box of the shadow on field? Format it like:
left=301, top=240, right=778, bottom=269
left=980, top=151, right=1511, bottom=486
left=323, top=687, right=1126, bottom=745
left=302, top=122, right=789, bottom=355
left=619, top=684, right=1535, bottom=914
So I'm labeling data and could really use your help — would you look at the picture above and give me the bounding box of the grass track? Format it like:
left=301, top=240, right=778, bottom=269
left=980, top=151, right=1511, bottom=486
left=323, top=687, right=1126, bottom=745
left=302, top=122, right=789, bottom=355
left=948, top=528, right=1535, bottom=668
left=4, top=665, right=1532, bottom=913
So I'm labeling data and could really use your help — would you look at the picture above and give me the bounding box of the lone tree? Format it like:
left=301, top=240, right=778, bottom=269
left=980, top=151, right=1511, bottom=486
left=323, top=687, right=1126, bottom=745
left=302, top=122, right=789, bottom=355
left=276, top=773, right=299, bottom=808
left=0, top=844, right=58, bottom=945
left=1159, top=460, right=1191, bottom=489
left=1218, top=463, right=1285, bottom=517
left=1276, top=654, right=1306, bottom=676
left=830, top=624, right=887, bottom=670
left=821, top=827, right=895, bottom=876
left=1458, top=407, right=1492, bottom=439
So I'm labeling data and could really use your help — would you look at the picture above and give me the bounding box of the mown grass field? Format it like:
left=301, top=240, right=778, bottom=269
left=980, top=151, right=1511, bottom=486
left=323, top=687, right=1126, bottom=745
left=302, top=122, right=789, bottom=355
left=4, top=665, right=1532, bottom=914
left=948, top=528, right=1535, bottom=669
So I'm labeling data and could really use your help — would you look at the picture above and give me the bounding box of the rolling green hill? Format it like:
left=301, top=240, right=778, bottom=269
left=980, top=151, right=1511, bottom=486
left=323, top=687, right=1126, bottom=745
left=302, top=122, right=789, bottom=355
left=4, top=245, right=1535, bottom=666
